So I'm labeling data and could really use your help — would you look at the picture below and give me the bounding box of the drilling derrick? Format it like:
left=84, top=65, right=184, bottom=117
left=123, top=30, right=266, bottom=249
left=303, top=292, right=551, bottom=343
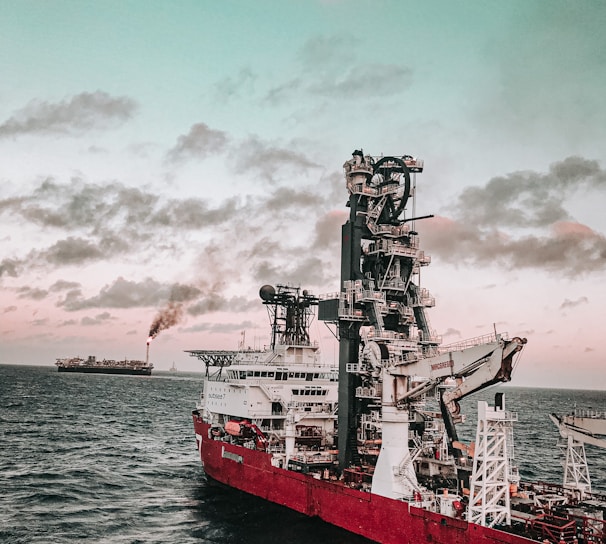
left=320, top=151, right=526, bottom=503
left=320, top=151, right=435, bottom=472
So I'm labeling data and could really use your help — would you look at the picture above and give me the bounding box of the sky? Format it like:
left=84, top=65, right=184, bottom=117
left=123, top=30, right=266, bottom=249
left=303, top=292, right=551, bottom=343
left=1, top=1, right=605, bottom=389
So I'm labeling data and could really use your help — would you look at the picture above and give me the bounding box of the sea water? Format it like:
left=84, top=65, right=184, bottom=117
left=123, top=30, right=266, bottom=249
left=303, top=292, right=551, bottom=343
left=1, top=364, right=605, bottom=543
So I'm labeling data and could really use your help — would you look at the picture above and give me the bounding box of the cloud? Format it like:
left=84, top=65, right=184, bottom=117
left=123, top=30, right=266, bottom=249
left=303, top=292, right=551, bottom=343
left=41, top=237, right=106, bottom=265
left=49, top=280, right=81, bottom=292
left=420, top=216, right=606, bottom=277
left=252, top=255, right=332, bottom=287
left=214, top=68, right=257, bottom=103
left=560, top=297, right=589, bottom=310
left=81, top=312, right=114, bottom=326
left=264, top=187, right=323, bottom=211
left=230, top=136, right=318, bottom=182
left=31, top=318, right=50, bottom=326
left=3, top=305, right=17, bottom=313
left=0, top=91, right=137, bottom=137
left=17, top=286, right=48, bottom=300
left=309, top=64, right=414, bottom=99
left=167, top=122, right=229, bottom=162
left=57, top=277, right=203, bottom=311
left=0, top=258, right=21, bottom=277
left=6, top=177, right=238, bottom=233
left=312, top=210, right=348, bottom=249
left=419, top=156, right=606, bottom=276
left=454, top=156, right=605, bottom=229
left=0, top=178, right=244, bottom=276
left=181, top=319, right=258, bottom=335
left=59, top=319, right=78, bottom=327
left=187, top=295, right=258, bottom=316
left=152, top=196, right=240, bottom=229
left=264, top=35, right=413, bottom=104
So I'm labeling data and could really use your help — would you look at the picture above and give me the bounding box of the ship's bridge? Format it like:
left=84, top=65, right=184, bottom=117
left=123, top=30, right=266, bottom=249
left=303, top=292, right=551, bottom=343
left=222, top=366, right=338, bottom=382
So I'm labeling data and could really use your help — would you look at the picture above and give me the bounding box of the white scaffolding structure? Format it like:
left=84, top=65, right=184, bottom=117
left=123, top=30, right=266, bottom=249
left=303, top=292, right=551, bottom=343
left=467, top=398, right=517, bottom=528
left=561, top=434, right=592, bottom=497
left=549, top=411, right=606, bottom=499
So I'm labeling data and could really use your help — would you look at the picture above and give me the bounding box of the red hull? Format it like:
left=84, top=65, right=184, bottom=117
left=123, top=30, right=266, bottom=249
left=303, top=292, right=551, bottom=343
left=193, top=414, right=534, bottom=544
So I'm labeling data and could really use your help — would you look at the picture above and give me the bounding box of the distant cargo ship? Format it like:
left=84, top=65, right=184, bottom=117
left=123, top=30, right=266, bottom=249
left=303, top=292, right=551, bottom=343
left=55, top=355, right=153, bottom=375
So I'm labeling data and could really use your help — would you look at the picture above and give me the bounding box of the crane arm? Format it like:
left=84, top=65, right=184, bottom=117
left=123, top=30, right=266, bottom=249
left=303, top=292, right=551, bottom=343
left=393, top=336, right=526, bottom=409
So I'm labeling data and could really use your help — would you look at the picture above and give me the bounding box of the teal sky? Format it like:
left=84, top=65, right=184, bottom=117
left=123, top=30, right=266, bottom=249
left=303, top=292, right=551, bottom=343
left=1, top=1, right=605, bottom=389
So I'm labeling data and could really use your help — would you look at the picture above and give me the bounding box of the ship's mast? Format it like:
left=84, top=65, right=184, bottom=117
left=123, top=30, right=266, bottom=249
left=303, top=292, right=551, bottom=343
left=260, top=284, right=319, bottom=349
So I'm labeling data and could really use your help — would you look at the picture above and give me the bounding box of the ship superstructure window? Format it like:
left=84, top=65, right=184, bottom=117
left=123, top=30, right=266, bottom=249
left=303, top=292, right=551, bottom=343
left=235, top=370, right=276, bottom=379
left=292, top=387, right=328, bottom=396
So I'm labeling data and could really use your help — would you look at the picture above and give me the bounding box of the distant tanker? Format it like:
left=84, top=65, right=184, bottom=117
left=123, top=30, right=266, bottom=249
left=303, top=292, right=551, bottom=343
left=55, top=355, right=153, bottom=376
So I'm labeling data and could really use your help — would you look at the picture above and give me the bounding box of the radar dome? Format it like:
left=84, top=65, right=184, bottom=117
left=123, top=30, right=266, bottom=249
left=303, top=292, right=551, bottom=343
left=259, top=285, right=276, bottom=301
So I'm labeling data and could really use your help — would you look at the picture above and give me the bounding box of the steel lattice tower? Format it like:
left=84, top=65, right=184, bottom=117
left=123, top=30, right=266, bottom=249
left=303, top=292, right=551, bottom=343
left=468, top=397, right=517, bottom=528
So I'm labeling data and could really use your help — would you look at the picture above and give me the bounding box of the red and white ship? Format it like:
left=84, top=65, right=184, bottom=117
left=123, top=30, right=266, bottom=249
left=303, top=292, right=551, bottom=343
left=190, top=152, right=606, bottom=543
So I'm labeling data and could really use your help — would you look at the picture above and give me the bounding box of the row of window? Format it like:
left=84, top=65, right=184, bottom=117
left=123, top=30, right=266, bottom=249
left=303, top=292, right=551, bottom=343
left=292, top=388, right=328, bottom=396
left=227, top=370, right=337, bottom=381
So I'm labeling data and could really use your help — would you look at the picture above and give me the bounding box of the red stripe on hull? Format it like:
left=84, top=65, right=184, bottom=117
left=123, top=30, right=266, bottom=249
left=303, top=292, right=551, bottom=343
left=193, top=415, right=534, bottom=544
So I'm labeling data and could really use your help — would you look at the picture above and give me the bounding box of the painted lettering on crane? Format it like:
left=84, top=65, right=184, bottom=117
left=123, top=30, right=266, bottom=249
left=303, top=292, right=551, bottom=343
left=431, top=360, right=453, bottom=371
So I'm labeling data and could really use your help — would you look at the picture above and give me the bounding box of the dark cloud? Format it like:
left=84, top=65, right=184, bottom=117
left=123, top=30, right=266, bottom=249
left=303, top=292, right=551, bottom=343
left=81, top=312, right=114, bottom=326
left=186, top=293, right=228, bottom=315
left=42, top=237, right=105, bottom=265
left=0, top=258, right=21, bottom=277
left=420, top=157, right=606, bottom=276
left=0, top=178, right=242, bottom=275
left=187, top=295, right=257, bottom=316
left=420, top=217, right=606, bottom=277
left=5, top=177, right=236, bottom=233
left=167, top=122, right=228, bottom=162
left=57, top=277, right=202, bottom=311
left=0, top=91, right=136, bottom=137
left=454, top=156, right=605, bottom=229
left=560, top=297, right=589, bottom=310
left=49, top=280, right=81, bottom=292
left=152, top=197, right=239, bottom=229
left=17, top=286, right=48, bottom=300
left=252, top=256, right=331, bottom=288
left=264, top=187, right=323, bottom=212
left=3, top=305, right=17, bottom=313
